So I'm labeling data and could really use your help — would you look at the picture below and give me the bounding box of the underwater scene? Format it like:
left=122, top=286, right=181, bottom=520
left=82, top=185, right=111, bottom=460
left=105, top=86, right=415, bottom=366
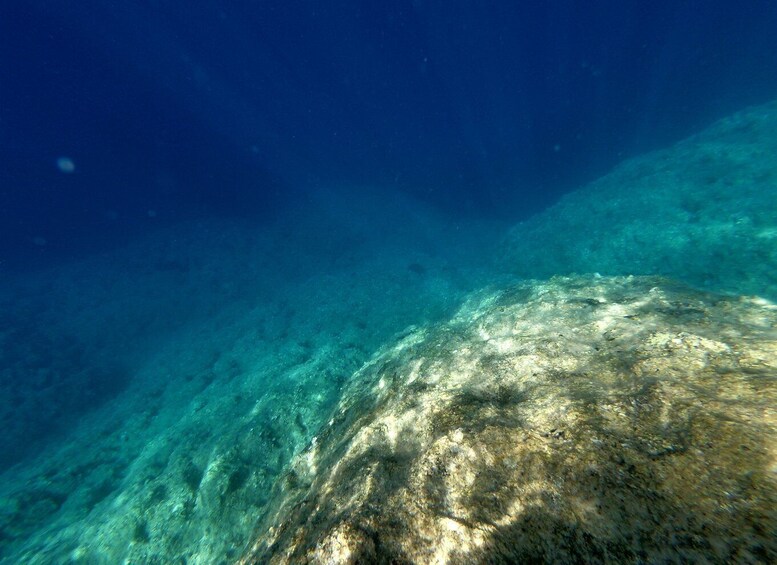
left=1, top=2, right=776, bottom=563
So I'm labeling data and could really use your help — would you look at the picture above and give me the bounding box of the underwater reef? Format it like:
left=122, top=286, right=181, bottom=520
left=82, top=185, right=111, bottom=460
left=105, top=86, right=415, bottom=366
left=241, top=275, right=776, bottom=564
left=502, top=100, right=777, bottom=301
left=1, top=102, right=776, bottom=564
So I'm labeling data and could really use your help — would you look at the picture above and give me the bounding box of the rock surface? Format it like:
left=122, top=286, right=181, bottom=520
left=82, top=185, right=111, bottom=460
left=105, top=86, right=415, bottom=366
left=241, top=275, right=777, bottom=564
left=501, top=101, right=777, bottom=300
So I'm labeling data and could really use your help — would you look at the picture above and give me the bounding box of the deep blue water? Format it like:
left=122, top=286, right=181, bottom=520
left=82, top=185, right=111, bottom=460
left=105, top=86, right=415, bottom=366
left=2, top=1, right=777, bottom=268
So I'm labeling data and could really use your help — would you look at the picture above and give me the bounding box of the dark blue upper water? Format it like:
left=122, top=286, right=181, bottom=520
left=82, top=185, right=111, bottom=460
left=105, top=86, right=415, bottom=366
left=2, top=0, right=777, bottom=266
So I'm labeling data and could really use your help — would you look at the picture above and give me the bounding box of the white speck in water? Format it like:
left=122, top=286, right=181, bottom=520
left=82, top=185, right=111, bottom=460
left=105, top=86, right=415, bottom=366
left=56, top=157, right=75, bottom=173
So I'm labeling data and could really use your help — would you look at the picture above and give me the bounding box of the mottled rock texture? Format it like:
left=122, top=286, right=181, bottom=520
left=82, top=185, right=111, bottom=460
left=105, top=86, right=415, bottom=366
left=501, top=101, right=777, bottom=301
left=242, top=276, right=777, bottom=564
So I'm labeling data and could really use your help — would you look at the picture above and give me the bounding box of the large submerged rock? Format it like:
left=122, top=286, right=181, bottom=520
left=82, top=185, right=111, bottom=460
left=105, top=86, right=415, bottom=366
left=241, top=276, right=777, bottom=564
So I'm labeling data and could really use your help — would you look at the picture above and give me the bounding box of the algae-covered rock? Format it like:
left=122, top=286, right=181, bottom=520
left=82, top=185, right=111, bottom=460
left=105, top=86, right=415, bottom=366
left=241, top=275, right=777, bottom=564
left=501, top=100, right=777, bottom=300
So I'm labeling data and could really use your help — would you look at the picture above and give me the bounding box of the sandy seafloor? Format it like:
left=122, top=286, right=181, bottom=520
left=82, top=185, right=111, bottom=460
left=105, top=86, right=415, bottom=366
left=0, top=100, right=776, bottom=564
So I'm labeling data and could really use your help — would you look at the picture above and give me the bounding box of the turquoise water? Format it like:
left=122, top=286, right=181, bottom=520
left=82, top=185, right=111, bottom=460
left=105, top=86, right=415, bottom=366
left=2, top=2, right=777, bottom=562
left=1, top=101, right=775, bottom=563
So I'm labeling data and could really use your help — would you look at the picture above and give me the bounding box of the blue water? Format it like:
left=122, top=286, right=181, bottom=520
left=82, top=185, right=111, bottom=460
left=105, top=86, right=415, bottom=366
left=3, top=1, right=777, bottom=266
left=1, top=1, right=776, bottom=562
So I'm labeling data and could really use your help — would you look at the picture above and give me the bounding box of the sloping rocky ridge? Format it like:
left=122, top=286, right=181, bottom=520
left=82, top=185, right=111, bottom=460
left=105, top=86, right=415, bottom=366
left=0, top=209, right=503, bottom=564
left=502, top=100, right=777, bottom=300
left=241, top=275, right=777, bottom=564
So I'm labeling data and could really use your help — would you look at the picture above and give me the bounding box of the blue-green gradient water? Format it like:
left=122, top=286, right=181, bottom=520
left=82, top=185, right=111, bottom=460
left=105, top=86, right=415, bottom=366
left=1, top=2, right=776, bottom=563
